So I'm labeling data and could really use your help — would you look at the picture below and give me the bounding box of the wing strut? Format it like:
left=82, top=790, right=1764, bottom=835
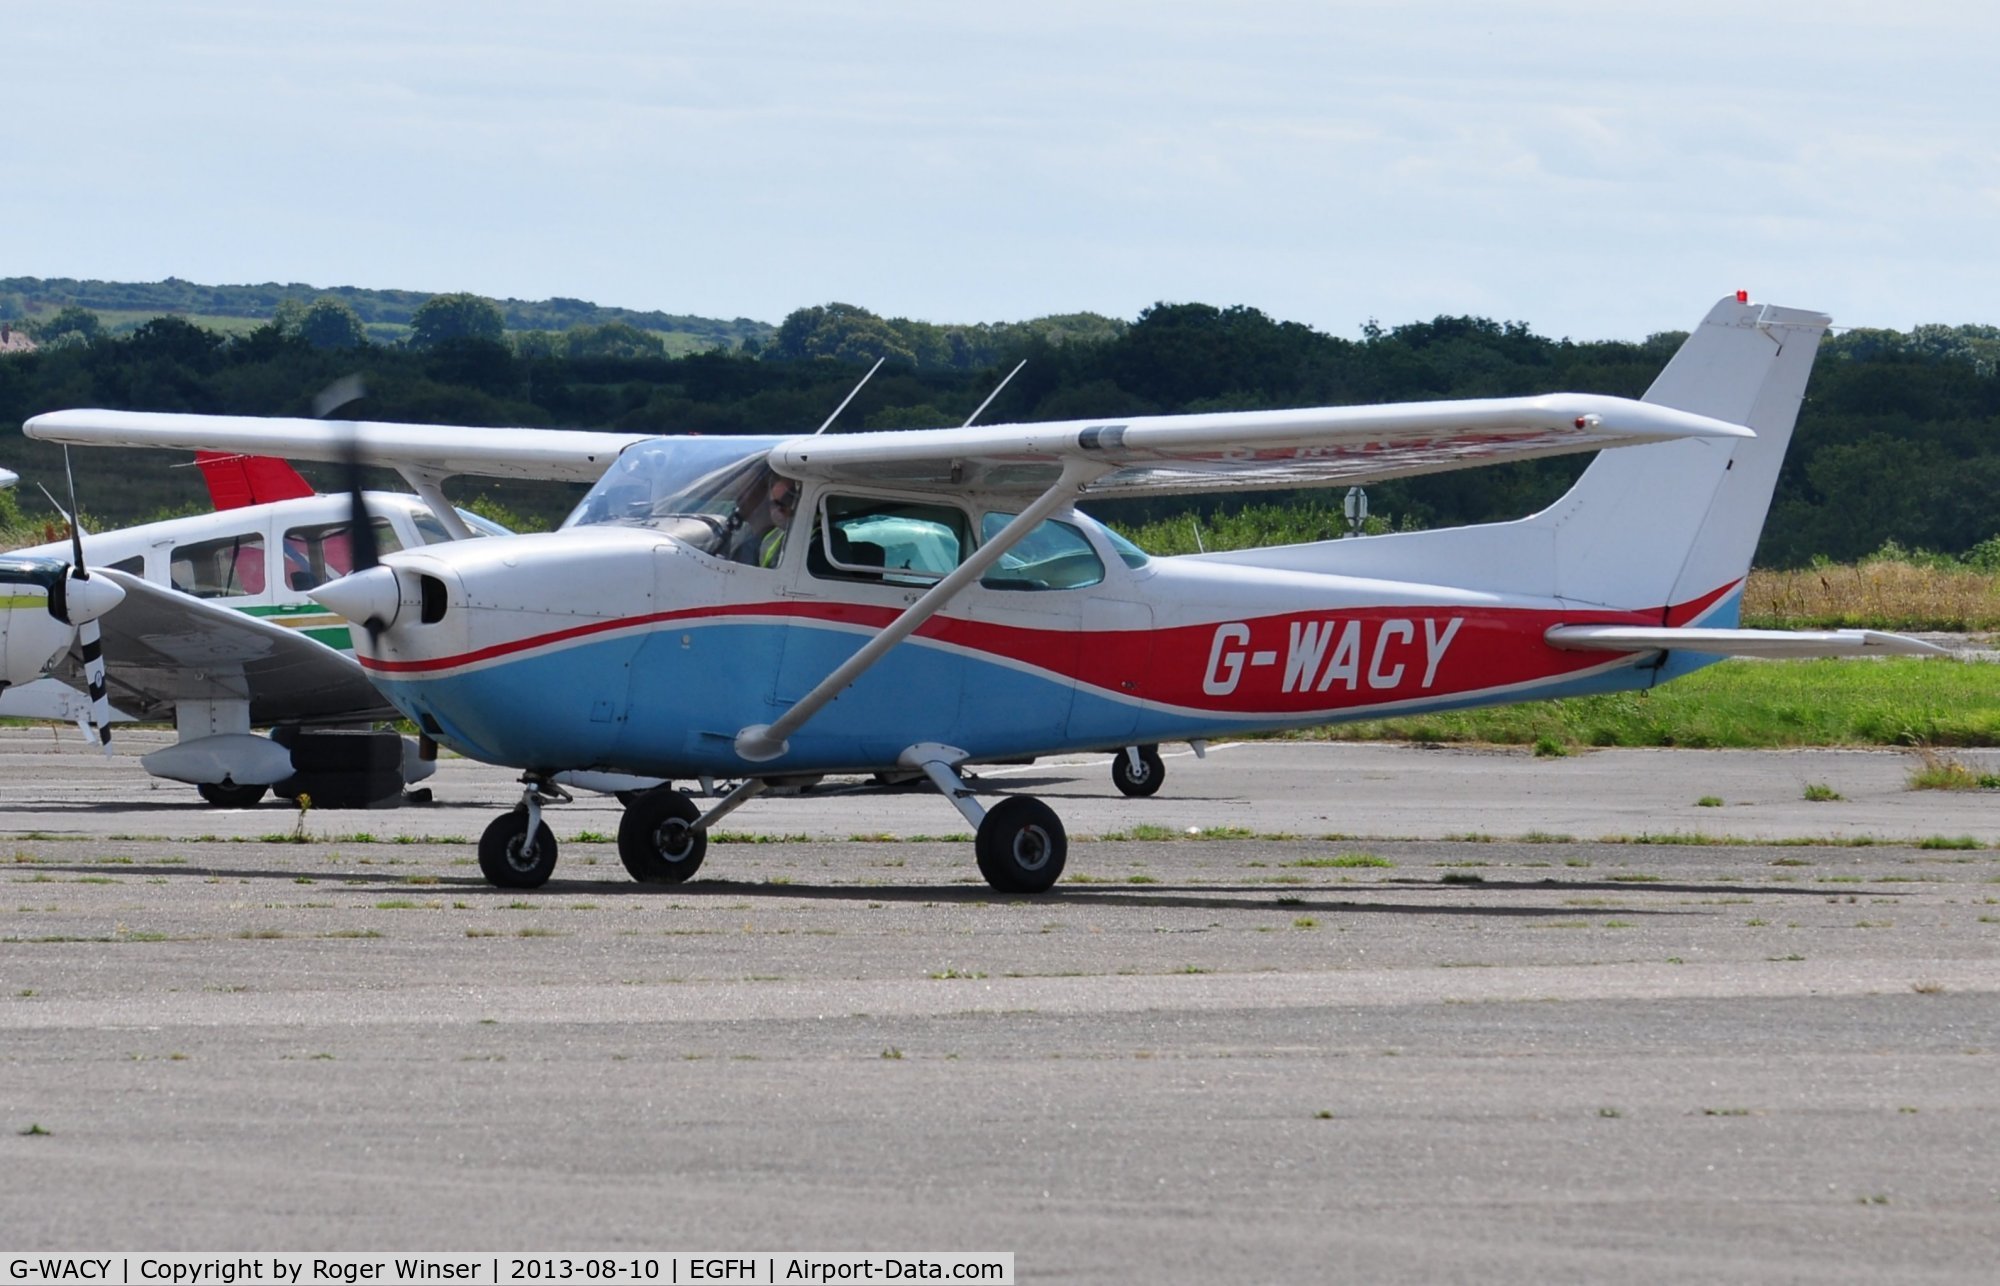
left=734, top=459, right=1111, bottom=763
left=397, top=468, right=476, bottom=540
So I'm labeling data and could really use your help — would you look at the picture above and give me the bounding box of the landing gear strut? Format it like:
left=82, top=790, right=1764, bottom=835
left=975, top=796, right=1066, bottom=892
left=477, top=776, right=568, bottom=889
left=902, top=743, right=1067, bottom=893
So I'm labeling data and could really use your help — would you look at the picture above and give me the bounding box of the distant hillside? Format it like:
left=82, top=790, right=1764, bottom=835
left=0, top=275, right=773, bottom=353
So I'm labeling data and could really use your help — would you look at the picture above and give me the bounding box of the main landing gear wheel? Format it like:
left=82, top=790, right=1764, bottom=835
left=1111, top=745, right=1165, bottom=798
left=618, top=789, right=707, bottom=884
left=479, top=810, right=559, bottom=889
left=198, top=781, right=269, bottom=808
left=975, top=796, right=1067, bottom=893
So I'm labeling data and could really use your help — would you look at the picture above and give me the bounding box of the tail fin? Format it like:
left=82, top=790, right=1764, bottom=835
left=1199, top=296, right=1830, bottom=617
left=1539, top=296, right=1830, bottom=618
left=194, top=452, right=317, bottom=510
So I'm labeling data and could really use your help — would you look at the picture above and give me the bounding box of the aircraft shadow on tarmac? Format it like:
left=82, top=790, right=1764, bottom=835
left=12, top=858, right=1895, bottom=918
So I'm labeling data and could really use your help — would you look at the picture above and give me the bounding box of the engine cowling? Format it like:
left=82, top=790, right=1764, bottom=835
left=0, top=557, right=123, bottom=687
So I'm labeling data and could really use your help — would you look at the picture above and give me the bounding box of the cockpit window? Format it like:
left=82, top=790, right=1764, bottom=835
left=563, top=436, right=793, bottom=561
left=565, top=438, right=787, bottom=529
left=1098, top=521, right=1152, bottom=569
left=172, top=532, right=268, bottom=598
left=281, top=519, right=403, bottom=592
left=409, top=510, right=514, bottom=545
left=978, top=512, right=1105, bottom=590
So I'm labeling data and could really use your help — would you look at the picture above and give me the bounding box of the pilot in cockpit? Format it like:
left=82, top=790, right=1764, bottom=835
left=724, top=469, right=800, bottom=567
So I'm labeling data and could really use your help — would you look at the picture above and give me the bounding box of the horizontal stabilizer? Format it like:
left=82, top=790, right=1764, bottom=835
left=1545, top=625, right=1947, bottom=659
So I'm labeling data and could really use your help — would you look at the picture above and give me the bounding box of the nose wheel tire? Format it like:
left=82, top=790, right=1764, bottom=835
left=618, top=788, right=708, bottom=884
left=479, top=810, right=559, bottom=888
left=1111, top=745, right=1165, bottom=798
left=975, top=796, right=1067, bottom=893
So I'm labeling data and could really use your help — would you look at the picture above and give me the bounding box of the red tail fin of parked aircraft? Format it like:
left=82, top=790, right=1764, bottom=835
left=195, top=452, right=315, bottom=510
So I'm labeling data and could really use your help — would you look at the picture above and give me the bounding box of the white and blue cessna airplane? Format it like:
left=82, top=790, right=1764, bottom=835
left=22, top=296, right=1940, bottom=890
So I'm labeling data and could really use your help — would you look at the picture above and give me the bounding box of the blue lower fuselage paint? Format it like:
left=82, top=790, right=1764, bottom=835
left=376, top=614, right=1661, bottom=779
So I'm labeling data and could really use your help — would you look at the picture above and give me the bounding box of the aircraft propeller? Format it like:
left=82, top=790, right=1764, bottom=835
left=320, top=377, right=395, bottom=641
left=60, top=447, right=118, bottom=753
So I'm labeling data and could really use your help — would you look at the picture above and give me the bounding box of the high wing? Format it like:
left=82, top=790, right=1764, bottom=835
left=44, top=569, right=395, bottom=725
left=25, top=410, right=648, bottom=484
left=28, top=394, right=1750, bottom=499
left=769, top=394, right=1753, bottom=497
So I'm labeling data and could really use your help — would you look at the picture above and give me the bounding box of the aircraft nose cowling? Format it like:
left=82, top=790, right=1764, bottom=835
left=0, top=558, right=80, bottom=685
left=61, top=572, right=126, bottom=625
left=310, top=565, right=404, bottom=632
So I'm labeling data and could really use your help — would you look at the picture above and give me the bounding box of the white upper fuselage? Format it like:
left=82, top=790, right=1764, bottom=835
left=14, top=493, right=487, bottom=651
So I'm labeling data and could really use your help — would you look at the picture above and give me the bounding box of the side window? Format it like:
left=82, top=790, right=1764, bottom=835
left=979, top=513, right=1105, bottom=591
left=281, top=519, right=403, bottom=591
left=170, top=533, right=266, bottom=598
left=809, top=496, right=970, bottom=585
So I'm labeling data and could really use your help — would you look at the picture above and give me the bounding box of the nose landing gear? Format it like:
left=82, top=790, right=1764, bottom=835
left=477, top=776, right=569, bottom=888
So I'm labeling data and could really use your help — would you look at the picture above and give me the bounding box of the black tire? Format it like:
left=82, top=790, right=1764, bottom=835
left=617, top=789, right=707, bottom=884
left=478, top=810, right=558, bottom=889
left=975, top=796, right=1067, bottom=893
left=1111, top=745, right=1166, bottom=798
left=197, top=781, right=268, bottom=808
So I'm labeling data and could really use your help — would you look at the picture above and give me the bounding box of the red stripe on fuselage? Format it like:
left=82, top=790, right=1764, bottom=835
left=361, top=580, right=1743, bottom=714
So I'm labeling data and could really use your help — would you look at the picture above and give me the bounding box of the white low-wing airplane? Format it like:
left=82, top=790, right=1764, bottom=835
left=0, top=453, right=517, bottom=806
left=26, top=296, right=1941, bottom=889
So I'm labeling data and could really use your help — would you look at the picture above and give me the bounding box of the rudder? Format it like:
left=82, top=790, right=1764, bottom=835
left=1540, top=296, right=1829, bottom=616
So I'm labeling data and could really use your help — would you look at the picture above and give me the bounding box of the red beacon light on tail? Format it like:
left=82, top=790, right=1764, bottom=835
left=1736, top=290, right=1749, bottom=303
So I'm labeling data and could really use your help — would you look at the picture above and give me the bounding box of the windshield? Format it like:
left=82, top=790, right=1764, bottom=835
left=563, top=437, right=787, bottom=532
left=1067, top=510, right=1151, bottom=569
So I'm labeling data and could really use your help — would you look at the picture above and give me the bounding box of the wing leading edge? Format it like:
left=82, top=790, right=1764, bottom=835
left=26, top=410, right=648, bottom=484
left=767, top=393, right=1753, bottom=498
left=46, top=569, right=396, bottom=725
left=29, top=394, right=1749, bottom=500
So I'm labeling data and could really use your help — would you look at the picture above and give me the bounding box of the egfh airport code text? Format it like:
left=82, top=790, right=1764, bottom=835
left=3, top=1257, right=1013, bottom=1286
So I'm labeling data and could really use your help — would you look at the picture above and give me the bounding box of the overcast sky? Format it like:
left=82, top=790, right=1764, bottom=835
left=10, top=1, right=1996, bottom=341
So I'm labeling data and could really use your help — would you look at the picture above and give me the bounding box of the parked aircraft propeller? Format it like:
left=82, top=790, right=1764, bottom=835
left=58, top=449, right=118, bottom=752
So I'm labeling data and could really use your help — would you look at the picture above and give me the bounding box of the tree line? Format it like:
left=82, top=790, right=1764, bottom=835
left=1, top=277, right=770, bottom=352
left=2, top=293, right=1996, bottom=568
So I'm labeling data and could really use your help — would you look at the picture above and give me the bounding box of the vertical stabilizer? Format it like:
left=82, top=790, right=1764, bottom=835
left=1539, top=297, right=1829, bottom=616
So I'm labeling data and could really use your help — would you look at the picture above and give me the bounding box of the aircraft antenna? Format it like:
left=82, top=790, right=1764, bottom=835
left=813, top=357, right=886, bottom=436
left=960, top=360, right=1027, bottom=428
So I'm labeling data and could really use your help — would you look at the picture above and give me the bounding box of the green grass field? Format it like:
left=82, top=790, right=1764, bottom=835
left=1293, top=657, right=2000, bottom=750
